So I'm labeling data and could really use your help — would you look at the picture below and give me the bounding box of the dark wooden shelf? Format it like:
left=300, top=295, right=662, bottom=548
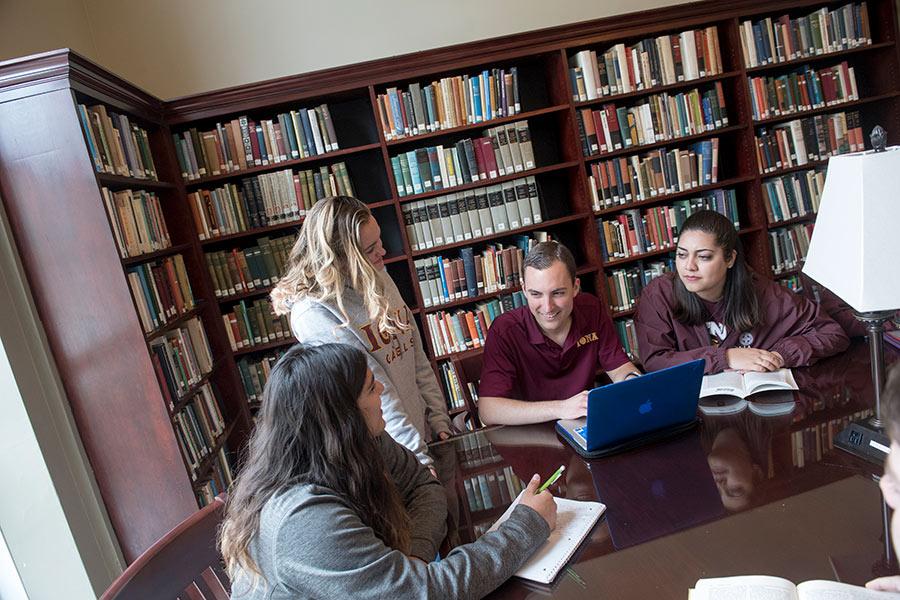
left=601, top=227, right=756, bottom=268
left=121, top=243, right=192, bottom=266
left=583, top=124, right=744, bottom=162
left=200, top=219, right=304, bottom=246
left=752, top=91, right=900, bottom=127
left=169, top=361, right=220, bottom=416
left=412, top=213, right=588, bottom=258
left=759, top=159, right=829, bottom=178
left=217, top=285, right=274, bottom=305
left=144, top=304, right=203, bottom=341
left=593, top=175, right=756, bottom=217
left=612, top=307, right=637, bottom=318
left=97, top=172, right=174, bottom=190
left=384, top=104, right=569, bottom=147
left=184, top=142, right=383, bottom=187
left=745, top=41, right=895, bottom=74
left=397, top=161, right=580, bottom=204
left=232, top=337, right=295, bottom=357
left=767, top=212, right=817, bottom=229
left=773, top=264, right=804, bottom=278
left=574, top=71, right=740, bottom=109
left=191, top=420, right=239, bottom=484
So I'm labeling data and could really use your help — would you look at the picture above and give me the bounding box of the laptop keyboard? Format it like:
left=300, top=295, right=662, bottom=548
left=574, top=425, right=588, bottom=446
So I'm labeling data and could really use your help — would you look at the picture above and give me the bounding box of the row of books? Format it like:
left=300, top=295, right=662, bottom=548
left=390, top=121, right=535, bottom=197
left=196, top=448, right=235, bottom=505
left=791, top=409, right=873, bottom=468
left=173, top=104, right=340, bottom=180
left=205, top=235, right=292, bottom=298
left=101, top=187, right=170, bottom=259
left=377, top=66, right=521, bottom=141
left=762, top=168, right=825, bottom=225
left=754, top=110, right=863, bottom=174
left=606, top=259, right=673, bottom=313
left=187, top=161, right=354, bottom=240
left=463, top=466, right=524, bottom=513
left=588, top=139, right=720, bottom=210
left=598, top=195, right=740, bottom=261
left=173, top=382, right=226, bottom=478
left=569, top=26, right=724, bottom=102
left=222, top=298, right=291, bottom=352
left=150, top=318, right=215, bottom=405
left=426, top=292, right=526, bottom=356
left=401, top=177, right=543, bottom=252
left=414, top=233, right=547, bottom=308
left=779, top=274, right=804, bottom=293
left=747, top=61, right=858, bottom=121
left=437, top=361, right=468, bottom=411
left=127, top=254, right=196, bottom=333
left=739, top=2, right=871, bottom=69
left=237, top=349, right=286, bottom=403
left=769, top=223, right=813, bottom=275
left=77, top=103, right=158, bottom=180
left=575, top=83, right=728, bottom=157
left=615, top=318, right=640, bottom=362
left=456, top=431, right=504, bottom=470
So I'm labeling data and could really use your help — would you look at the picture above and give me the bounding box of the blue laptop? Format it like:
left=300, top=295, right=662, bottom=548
left=555, top=359, right=705, bottom=458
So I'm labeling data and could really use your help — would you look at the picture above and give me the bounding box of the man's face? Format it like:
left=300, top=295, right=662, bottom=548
left=523, top=261, right=579, bottom=338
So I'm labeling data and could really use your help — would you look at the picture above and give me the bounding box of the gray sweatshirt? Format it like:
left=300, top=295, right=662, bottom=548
left=230, top=434, right=550, bottom=600
left=290, top=270, right=451, bottom=465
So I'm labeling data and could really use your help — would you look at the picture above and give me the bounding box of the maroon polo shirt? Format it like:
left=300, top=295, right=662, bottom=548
left=479, top=293, right=630, bottom=401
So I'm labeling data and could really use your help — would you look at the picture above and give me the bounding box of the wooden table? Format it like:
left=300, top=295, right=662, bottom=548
left=429, top=339, right=900, bottom=599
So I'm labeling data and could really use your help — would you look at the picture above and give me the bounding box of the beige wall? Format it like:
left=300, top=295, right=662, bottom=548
left=3, top=0, right=693, bottom=100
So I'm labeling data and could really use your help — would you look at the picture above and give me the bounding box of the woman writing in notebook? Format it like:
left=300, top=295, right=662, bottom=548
left=635, top=210, right=849, bottom=375
left=220, top=343, right=556, bottom=599
left=271, top=196, right=451, bottom=467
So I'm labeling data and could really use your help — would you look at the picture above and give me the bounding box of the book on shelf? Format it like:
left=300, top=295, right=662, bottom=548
left=438, top=361, right=467, bottom=411
left=700, top=368, right=798, bottom=400
left=575, top=82, right=728, bottom=157
left=390, top=120, right=535, bottom=197
left=597, top=191, right=740, bottom=261
left=205, top=234, right=293, bottom=298
left=754, top=110, right=863, bottom=174
left=187, top=161, right=353, bottom=240
left=172, top=103, right=339, bottom=180
left=414, top=231, right=549, bottom=308
left=779, top=274, right=805, bottom=293
left=738, top=2, right=872, bottom=69
left=762, top=168, right=825, bottom=224
left=222, top=298, right=291, bottom=351
left=590, top=139, right=720, bottom=210
left=172, top=382, right=227, bottom=476
left=748, top=61, right=858, bottom=121
left=569, top=25, right=723, bottom=101
left=149, top=317, right=215, bottom=402
left=196, top=447, right=235, bottom=506
left=237, top=349, right=288, bottom=402
left=426, top=291, right=526, bottom=356
left=606, top=259, right=673, bottom=312
left=402, top=176, right=542, bottom=251
left=126, top=254, right=195, bottom=333
left=100, top=187, right=171, bottom=259
left=769, top=223, right=813, bottom=274
left=615, top=318, right=641, bottom=361
left=690, top=575, right=890, bottom=600
left=377, top=66, right=520, bottom=140
left=76, top=103, right=158, bottom=180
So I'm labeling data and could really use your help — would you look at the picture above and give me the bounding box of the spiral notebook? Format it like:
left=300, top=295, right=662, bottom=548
left=487, top=494, right=605, bottom=584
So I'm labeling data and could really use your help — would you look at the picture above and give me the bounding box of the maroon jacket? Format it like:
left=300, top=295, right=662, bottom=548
left=635, top=273, right=850, bottom=374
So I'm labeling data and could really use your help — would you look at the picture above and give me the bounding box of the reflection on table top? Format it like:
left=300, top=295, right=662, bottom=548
left=428, top=340, right=899, bottom=599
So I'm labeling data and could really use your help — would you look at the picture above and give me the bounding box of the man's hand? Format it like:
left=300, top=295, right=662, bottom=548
left=726, top=348, right=784, bottom=372
left=437, top=431, right=450, bottom=441
left=557, top=390, right=589, bottom=420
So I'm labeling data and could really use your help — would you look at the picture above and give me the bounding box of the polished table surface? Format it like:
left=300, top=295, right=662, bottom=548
left=429, top=340, right=900, bottom=599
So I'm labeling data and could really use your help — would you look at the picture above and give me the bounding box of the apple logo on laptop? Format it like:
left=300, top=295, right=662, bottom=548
left=639, top=399, right=653, bottom=414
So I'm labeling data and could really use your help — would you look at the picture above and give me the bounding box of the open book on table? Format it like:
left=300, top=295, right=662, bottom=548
left=699, top=369, right=798, bottom=417
left=488, top=493, right=604, bottom=585
left=690, top=575, right=900, bottom=599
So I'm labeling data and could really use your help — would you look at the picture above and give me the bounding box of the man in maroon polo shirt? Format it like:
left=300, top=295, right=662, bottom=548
left=478, top=241, right=640, bottom=425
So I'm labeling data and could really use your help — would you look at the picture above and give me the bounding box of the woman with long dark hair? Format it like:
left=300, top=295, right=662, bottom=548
left=220, top=343, right=556, bottom=599
left=635, top=210, right=848, bottom=374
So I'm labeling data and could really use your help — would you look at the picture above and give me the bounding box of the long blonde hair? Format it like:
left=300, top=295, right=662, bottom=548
left=271, top=196, right=406, bottom=336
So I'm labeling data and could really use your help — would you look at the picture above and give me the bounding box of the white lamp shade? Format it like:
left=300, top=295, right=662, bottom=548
left=803, top=146, right=900, bottom=313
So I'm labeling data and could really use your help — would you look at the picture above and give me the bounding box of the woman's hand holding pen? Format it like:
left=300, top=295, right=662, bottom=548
left=519, top=474, right=558, bottom=530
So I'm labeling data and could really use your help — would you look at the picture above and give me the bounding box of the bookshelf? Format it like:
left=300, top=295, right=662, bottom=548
left=0, top=0, right=898, bottom=560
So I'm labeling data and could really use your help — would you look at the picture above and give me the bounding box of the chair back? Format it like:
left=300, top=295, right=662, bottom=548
left=100, top=496, right=229, bottom=600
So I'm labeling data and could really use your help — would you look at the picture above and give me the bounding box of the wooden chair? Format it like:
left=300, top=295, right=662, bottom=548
left=100, top=496, right=229, bottom=600
left=451, top=352, right=485, bottom=430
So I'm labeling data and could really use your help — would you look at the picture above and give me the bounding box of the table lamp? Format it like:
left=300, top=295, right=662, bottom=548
left=802, top=126, right=900, bottom=464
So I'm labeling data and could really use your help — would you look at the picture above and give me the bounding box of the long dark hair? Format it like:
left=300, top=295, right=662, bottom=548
left=219, top=343, right=410, bottom=583
left=673, top=210, right=762, bottom=333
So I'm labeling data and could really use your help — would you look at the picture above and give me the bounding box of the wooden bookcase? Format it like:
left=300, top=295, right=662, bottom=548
left=0, top=0, right=897, bottom=561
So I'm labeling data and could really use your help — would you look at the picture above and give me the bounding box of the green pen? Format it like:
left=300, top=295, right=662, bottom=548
left=537, top=465, right=566, bottom=492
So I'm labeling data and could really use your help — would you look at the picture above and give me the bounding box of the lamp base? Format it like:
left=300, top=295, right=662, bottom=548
left=834, top=418, right=890, bottom=465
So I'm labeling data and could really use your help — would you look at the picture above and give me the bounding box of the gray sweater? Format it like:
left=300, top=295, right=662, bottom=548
left=230, top=434, right=550, bottom=600
left=290, top=271, right=451, bottom=465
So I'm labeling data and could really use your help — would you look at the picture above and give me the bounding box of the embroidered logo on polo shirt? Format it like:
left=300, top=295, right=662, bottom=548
left=739, top=332, right=754, bottom=347
left=577, top=332, right=599, bottom=347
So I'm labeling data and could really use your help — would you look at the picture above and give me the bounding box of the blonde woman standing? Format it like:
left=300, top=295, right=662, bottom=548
left=271, top=196, right=451, bottom=466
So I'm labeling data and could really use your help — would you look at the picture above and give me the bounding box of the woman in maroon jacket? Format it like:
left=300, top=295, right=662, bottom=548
left=635, top=210, right=849, bottom=374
